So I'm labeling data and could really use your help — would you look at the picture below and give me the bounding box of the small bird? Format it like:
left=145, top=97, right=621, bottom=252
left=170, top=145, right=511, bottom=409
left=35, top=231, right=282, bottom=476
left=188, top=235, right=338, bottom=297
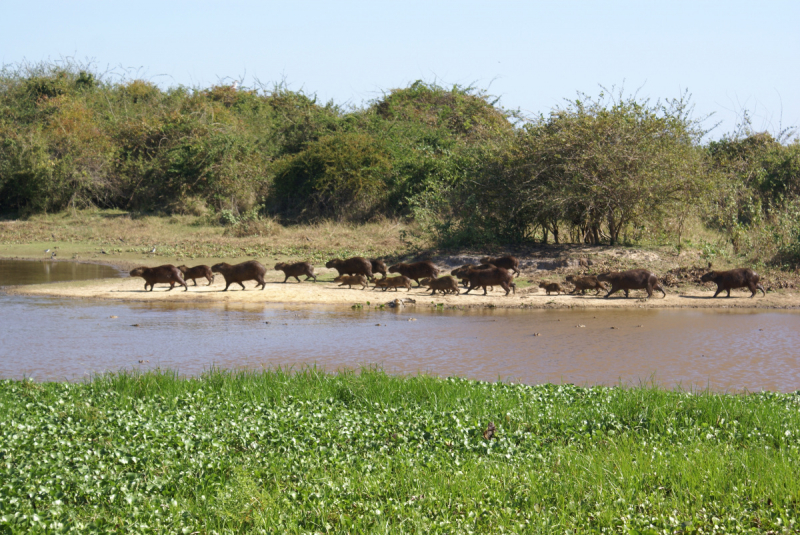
left=231, top=80, right=239, bottom=90
left=150, top=246, right=157, bottom=254
left=101, top=249, right=108, bottom=254
left=483, top=422, right=496, bottom=441
left=50, top=252, right=56, bottom=260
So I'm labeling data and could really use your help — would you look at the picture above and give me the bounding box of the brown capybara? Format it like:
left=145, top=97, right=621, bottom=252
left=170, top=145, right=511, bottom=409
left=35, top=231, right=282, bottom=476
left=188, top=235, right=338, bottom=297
left=130, top=265, right=188, bottom=292
left=211, top=261, right=267, bottom=291
left=373, top=275, right=412, bottom=292
left=463, top=266, right=516, bottom=296
left=538, top=282, right=563, bottom=295
left=334, top=274, right=368, bottom=289
left=701, top=268, right=765, bottom=298
left=325, top=257, right=373, bottom=279
left=565, top=274, right=607, bottom=295
left=451, top=263, right=495, bottom=288
left=388, top=261, right=439, bottom=287
left=480, top=255, right=520, bottom=277
left=177, top=265, right=214, bottom=286
left=597, top=269, right=666, bottom=299
left=370, top=259, right=387, bottom=279
left=421, top=276, right=460, bottom=295
left=274, top=262, right=317, bottom=283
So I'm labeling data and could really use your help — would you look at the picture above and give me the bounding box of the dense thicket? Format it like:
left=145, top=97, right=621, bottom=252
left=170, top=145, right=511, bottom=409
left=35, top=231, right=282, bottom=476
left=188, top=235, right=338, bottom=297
left=1, top=62, right=798, bottom=264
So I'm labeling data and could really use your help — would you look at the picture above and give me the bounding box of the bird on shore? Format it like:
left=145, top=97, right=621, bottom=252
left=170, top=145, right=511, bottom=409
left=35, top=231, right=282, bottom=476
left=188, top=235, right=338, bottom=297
left=149, top=246, right=157, bottom=254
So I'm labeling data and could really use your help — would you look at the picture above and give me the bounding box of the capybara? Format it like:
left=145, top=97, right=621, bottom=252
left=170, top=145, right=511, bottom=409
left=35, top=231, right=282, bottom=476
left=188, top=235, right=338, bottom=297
left=177, top=265, right=214, bottom=286
left=388, top=261, right=439, bottom=286
left=130, top=265, right=188, bottom=292
left=701, top=268, right=765, bottom=298
left=211, top=261, right=267, bottom=291
left=565, top=274, right=607, bottom=295
left=421, top=275, right=460, bottom=295
left=463, top=266, right=516, bottom=296
left=274, top=262, right=317, bottom=283
left=538, top=281, right=563, bottom=295
left=325, top=257, right=373, bottom=279
left=597, top=269, right=666, bottom=299
left=480, top=255, right=520, bottom=277
left=452, top=263, right=495, bottom=288
left=333, top=274, right=368, bottom=290
left=370, top=259, right=387, bottom=279
left=373, top=275, right=412, bottom=292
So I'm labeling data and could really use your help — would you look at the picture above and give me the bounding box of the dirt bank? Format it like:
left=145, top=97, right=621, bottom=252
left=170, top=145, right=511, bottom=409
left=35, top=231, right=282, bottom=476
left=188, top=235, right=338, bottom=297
left=9, top=273, right=799, bottom=310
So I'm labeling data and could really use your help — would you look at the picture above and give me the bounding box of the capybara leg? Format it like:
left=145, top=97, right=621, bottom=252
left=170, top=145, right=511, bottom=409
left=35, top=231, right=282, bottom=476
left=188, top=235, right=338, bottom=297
left=259, top=279, right=266, bottom=290
left=294, top=276, right=301, bottom=283
left=238, top=282, right=246, bottom=290
left=167, top=282, right=175, bottom=291
left=726, top=289, right=731, bottom=297
left=502, top=283, right=510, bottom=295
left=223, top=282, right=230, bottom=291
left=713, top=286, right=723, bottom=298
left=756, top=283, right=766, bottom=297
left=605, top=287, right=619, bottom=299
left=283, top=275, right=289, bottom=283
left=207, top=275, right=214, bottom=286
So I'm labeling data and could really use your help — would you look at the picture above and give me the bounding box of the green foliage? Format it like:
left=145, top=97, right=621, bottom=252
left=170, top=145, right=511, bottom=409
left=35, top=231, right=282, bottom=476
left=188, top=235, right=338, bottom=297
left=3, top=369, right=800, bottom=532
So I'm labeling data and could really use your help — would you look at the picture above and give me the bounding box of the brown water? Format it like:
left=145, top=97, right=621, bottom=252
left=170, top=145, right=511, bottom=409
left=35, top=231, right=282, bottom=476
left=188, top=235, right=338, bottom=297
left=1, top=261, right=799, bottom=391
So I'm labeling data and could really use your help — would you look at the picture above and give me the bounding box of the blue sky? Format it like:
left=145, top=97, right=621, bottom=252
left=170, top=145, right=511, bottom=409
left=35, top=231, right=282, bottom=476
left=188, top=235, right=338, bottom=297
left=4, top=0, right=798, bottom=139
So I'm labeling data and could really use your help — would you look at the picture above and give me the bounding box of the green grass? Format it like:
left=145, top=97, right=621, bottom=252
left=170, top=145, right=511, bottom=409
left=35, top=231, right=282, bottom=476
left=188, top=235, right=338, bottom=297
left=2, top=369, right=800, bottom=533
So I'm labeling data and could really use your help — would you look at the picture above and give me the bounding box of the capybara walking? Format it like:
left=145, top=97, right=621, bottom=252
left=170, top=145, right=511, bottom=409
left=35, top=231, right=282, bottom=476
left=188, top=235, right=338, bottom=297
left=388, top=261, right=439, bottom=286
left=177, top=265, right=214, bottom=286
left=701, top=268, right=765, bottom=298
left=211, top=261, right=267, bottom=291
left=274, top=262, right=317, bottom=283
left=452, top=263, right=495, bottom=288
left=334, top=274, right=368, bottom=289
left=370, top=259, right=387, bottom=279
left=597, top=269, right=666, bottom=299
left=464, top=266, right=516, bottom=296
left=130, top=265, right=188, bottom=292
left=373, top=275, right=412, bottom=292
left=421, top=276, right=460, bottom=295
left=480, top=255, right=520, bottom=277
left=565, top=274, right=607, bottom=295
left=325, top=257, right=373, bottom=279
left=538, top=282, right=563, bottom=295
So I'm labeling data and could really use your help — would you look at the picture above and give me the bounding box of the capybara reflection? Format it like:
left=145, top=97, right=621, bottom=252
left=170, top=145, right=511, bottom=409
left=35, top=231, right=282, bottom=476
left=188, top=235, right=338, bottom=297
left=463, top=266, right=516, bottom=296
left=370, top=259, right=387, bottom=279
left=211, top=261, right=267, bottom=291
left=565, top=274, right=607, bottom=295
left=538, top=282, right=563, bottom=295
left=177, top=265, right=214, bottom=286
left=480, top=255, right=520, bottom=277
left=701, top=268, right=765, bottom=298
left=421, top=276, right=460, bottom=295
left=597, top=269, right=666, bottom=299
left=373, top=275, right=412, bottom=292
left=130, top=265, right=188, bottom=292
left=274, top=262, right=317, bottom=283
left=334, top=274, right=368, bottom=289
left=325, top=257, right=373, bottom=279
left=451, top=263, right=495, bottom=288
left=388, top=261, right=439, bottom=287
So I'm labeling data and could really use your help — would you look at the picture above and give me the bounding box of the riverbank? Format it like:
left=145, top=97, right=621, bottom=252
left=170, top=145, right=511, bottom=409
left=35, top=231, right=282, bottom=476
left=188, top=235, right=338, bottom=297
left=8, top=271, right=800, bottom=309
left=2, top=368, right=799, bottom=532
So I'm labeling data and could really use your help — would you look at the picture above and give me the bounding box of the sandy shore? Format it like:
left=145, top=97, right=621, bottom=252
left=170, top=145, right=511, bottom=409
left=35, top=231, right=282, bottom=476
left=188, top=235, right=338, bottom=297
left=9, top=273, right=799, bottom=310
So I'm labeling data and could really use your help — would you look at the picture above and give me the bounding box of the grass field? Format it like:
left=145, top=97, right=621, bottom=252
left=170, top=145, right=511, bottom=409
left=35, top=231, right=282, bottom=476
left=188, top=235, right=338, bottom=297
left=2, top=369, right=800, bottom=533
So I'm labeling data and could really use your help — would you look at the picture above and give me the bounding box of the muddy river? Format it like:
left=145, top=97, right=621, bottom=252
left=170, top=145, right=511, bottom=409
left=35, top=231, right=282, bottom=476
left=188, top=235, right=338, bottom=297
left=1, top=260, right=799, bottom=391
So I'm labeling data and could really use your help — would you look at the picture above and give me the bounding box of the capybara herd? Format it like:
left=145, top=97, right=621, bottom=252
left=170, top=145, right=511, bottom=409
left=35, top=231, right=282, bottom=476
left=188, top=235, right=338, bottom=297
left=128, top=254, right=767, bottom=300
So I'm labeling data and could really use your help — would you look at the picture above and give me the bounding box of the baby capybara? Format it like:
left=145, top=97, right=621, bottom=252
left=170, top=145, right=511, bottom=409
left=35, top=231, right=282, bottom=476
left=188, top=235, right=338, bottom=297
left=597, top=269, right=666, bottom=299
left=274, top=262, right=317, bottom=283
left=177, top=265, right=214, bottom=286
left=373, top=275, right=412, bottom=292
left=370, top=259, right=387, bottom=279
left=388, top=261, right=439, bottom=287
left=480, top=255, right=520, bottom=277
left=701, top=268, right=765, bottom=298
left=325, top=257, right=373, bottom=279
left=130, top=265, right=188, bottom=292
left=211, top=261, right=267, bottom=291
left=463, top=266, right=516, bottom=296
left=421, top=275, right=460, bottom=295
left=565, top=274, right=606, bottom=295
left=333, top=274, right=368, bottom=289
left=538, top=281, right=563, bottom=295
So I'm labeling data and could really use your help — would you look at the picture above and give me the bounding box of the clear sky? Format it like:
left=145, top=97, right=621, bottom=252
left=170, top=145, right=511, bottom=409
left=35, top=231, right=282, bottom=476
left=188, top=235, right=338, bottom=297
left=3, top=0, right=798, bottom=139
